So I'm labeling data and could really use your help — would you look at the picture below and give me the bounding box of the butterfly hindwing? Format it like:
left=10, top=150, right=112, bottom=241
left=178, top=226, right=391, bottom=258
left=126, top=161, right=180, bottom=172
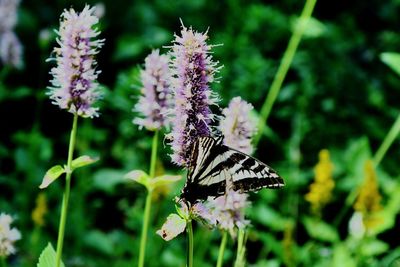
left=181, top=136, right=285, bottom=204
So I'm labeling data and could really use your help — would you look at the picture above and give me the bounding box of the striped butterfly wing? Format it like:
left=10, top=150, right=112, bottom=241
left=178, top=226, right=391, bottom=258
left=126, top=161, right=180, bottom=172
left=181, top=136, right=285, bottom=204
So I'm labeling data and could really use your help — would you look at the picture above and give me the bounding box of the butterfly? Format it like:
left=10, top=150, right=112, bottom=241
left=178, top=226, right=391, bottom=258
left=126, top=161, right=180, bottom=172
left=180, top=136, right=285, bottom=204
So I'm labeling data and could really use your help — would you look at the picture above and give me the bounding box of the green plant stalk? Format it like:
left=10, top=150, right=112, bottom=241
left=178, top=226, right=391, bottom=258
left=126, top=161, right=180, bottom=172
left=0, top=65, right=10, bottom=83
left=234, top=229, right=246, bottom=267
left=1, top=257, right=7, bottom=267
left=373, top=113, right=400, bottom=166
left=186, top=219, right=194, bottom=267
left=254, top=0, right=318, bottom=146
left=334, top=112, right=400, bottom=227
left=216, top=231, right=228, bottom=267
left=138, top=130, right=159, bottom=267
left=56, top=113, right=78, bottom=267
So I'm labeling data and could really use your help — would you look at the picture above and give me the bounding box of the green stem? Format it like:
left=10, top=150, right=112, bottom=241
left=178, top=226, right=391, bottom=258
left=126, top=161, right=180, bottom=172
left=1, top=257, right=7, bottom=267
left=334, top=112, right=400, bottom=227
left=254, top=0, right=318, bottom=146
left=0, top=66, right=10, bottom=83
left=186, top=219, right=194, bottom=267
left=216, top=231, right=228, bottom=267
left=56, top=113, right=78, bottom=267
left=234, top=229, right=246, bottom=267
left=138, top=130, right=159, bottom=267
left=373, top=113, right=400, bottom=166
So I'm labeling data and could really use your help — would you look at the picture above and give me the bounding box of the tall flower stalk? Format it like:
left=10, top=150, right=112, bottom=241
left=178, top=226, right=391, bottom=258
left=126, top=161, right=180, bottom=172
left=138, top=130, right=159, bottom=267
left=132, top=49, right=172, bottom=267
left=217, top=97, right=255, bottom=266
left=156, top=22, right=220, bottom=266
left=41, top=5, right=104, bottom=267
left=169, top=22, right=220, bottom=266
left=254, top=0, right=318, bottom=146
left=55, top=113, right=78, bottom=267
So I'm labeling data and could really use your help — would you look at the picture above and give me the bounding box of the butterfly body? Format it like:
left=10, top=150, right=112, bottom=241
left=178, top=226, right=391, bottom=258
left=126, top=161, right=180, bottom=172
left=180, top=136, right=285, bottom=204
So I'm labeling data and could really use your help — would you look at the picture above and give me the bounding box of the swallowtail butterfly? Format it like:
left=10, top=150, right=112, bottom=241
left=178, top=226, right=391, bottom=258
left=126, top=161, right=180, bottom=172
left=181, top=136, right=285, bottom=204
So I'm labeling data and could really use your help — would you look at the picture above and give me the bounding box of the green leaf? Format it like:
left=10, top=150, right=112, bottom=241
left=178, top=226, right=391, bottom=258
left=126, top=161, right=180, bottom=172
left=37, top=243, right=65, bottom=267
left=84, top=230, right=114, bottom=256
left=92, top=169, right=126, bottom=194
left=125, top=170, right=150, bottom=190
left=303, top=217, right=339, bottom=242
left=292, top=16, right=326, bottom=38
left=332, top=244, right=356, bottom=267
left=149, top=175, right=182, bottom=190
left=39, top=165, right=65, bottom=189
left=71, top=155, right=99, bottom=171
left=360, top=239, right=389, bottom=257
left=250, top=205, right=288, bottom=231
left=381, top=52, right=400, bottom=77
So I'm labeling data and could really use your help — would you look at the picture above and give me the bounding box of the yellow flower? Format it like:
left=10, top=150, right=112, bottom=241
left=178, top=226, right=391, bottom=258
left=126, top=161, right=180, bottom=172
left=31, top=193, right=48, bottom=227
left=353, top=160, right=383, bottom=231
left=305, top=149, right=335, bottom=216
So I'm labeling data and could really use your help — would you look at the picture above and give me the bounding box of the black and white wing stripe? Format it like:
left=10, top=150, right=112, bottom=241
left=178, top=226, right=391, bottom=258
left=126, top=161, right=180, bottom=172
left=180, top=136, right=285, bottom=204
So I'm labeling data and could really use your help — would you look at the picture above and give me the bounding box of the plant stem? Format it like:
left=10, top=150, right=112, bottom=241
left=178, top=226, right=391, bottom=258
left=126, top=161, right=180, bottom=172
left=234, top=229, right=246, bottom=267
left=254, top=0, right=318, bottom=146
left=1, top=257, right=7, bottom=267
left=186, top=219, right=194, bottom=267
left=56, top=113, right=78, bottom=267
left=0, top=66, right=10, bottom=83
left=138, top=130, right=159, bottom=267
left=373, top=113, right=400, bottom=166
left=334, top=113, right=400, bottom=227
left=216, top=231, right=228, bottom=267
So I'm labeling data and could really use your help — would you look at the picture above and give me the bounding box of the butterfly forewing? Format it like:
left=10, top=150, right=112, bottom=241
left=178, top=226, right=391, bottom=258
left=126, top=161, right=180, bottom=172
left=182, top=136, right=285, bottom=204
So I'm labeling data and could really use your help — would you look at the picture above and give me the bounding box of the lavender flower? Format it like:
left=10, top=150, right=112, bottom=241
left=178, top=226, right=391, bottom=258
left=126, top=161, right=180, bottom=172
left=0, top=0, right=22, bottom=68
left=0, top=30, right=22, bottom=68
left=0, top=0, right=19, bottom=32
left=207, top=190, right=250, bottom=236
left=219, top=97, right=257, bottom=155
left=169, top=23, right=220, bottom=166
left=133, top=49, right=172, bottom=130
left=0, top=213, right=21, bottom=257
left=48, top=5, right=104, bottom=118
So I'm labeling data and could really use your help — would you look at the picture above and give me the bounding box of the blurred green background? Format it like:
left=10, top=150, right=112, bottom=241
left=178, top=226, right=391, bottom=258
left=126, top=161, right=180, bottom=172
left=1, top=0, right=400, bottom=266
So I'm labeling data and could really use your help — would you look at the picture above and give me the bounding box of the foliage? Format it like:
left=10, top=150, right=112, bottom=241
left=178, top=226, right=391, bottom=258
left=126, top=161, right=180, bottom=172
left=1, top=0, right=400, bottom=266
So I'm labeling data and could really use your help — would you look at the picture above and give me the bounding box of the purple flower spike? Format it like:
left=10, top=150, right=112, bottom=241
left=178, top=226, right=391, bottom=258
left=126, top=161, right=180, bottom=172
left=0, top=31, right=22, bottom=68
left=0, top=0, right=20, bottom=32
left=133, top=49, right=172, bottom=130
left=48, top=5, right=104, bottom=118
left=219, top=97, right=257, bottom=155
left=0, top=0, right=23, bottom=68
left=207, top=190, right=250, bottom=236
left=169, top=23, right=220, bottom=166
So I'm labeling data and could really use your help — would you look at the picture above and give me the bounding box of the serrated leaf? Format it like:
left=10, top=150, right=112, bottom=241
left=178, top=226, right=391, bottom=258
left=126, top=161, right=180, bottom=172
left=37, top=243, right=65, bottom=267
left=149, top=175, right=182, bottom=190
left=381, top=52, right=400, bottom=77
left=71, top=155, right=99, bottom=171
left=156, top=213, right=186, bottom=241
left=125, top=170, right=150, bottom=190
left=39, top=165, right=65, bottom=189
left=303, top=217, right=339, bottom=242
